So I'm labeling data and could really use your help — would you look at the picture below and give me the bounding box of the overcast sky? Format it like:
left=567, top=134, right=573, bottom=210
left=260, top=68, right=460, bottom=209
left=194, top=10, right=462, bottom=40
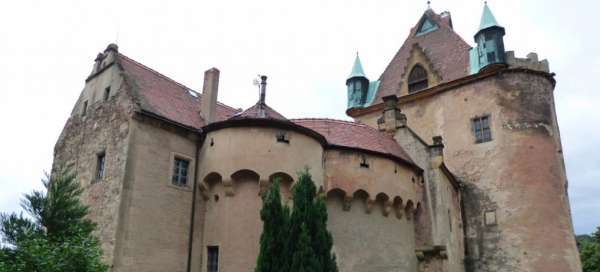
left=0, top=0, right=598, bottom=235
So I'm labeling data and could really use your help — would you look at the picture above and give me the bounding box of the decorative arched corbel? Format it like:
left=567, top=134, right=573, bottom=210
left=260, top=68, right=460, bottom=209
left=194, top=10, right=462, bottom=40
left=383, top=200, right=393, bottom=217
left=365, top=198, right=375, bottom=214
left=223, top=179, right=235, bottom=196
left=343, top=195, right=353, bottom=211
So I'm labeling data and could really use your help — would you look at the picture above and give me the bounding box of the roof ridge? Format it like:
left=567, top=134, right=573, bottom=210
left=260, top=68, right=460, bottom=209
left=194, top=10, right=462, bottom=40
left=118, top=53, right=239, bottom=112
left=292, top=118, right=377, bottom=130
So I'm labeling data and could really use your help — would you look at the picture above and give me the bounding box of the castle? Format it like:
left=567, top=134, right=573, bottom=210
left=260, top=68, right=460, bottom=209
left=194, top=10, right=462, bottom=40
left=52, top=4, right=581, bottom=272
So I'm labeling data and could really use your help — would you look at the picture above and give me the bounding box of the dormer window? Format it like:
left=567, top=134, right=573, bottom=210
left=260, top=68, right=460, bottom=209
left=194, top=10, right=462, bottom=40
left=408, top=65, right=428, bottom=93
left=416, top=17, right=438, bottom=36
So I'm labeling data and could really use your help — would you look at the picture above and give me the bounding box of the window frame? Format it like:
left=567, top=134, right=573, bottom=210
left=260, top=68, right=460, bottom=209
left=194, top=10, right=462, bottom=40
left=471, top=115, right=492, bottom=144
left=207, top=246, right=219, bottom=272
left=169, top=152, right=194, bottom=190
left=82, top=100, right=88, bottom=116
left=104, top=86, right=111, bottom=101
left=407, top=64, right=429, bottom=93
left=94, top=151, right=106, bottom=182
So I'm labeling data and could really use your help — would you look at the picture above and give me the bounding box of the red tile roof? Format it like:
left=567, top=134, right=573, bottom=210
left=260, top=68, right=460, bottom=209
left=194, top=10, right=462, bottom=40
left=231, top=102, right=287, bottom=120
left=118, top=53, right=240, bottom=129
left=292, top=118, right=415, bottom=165
left=375, top=9, right=471, bottom=102
left=116, top=53, right=415, bottom=166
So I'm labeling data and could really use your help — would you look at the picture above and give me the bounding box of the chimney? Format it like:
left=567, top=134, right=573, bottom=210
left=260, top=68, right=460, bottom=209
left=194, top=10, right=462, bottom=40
left=201, top=68, right=220, bottom=124
left=257, top=75, right=267, bottom=118
left=377, top=95, right=407, bottom=132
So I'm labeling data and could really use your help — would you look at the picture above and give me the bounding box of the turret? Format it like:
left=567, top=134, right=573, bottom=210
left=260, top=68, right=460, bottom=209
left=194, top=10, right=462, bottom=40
left=469, top=3, right=506, bottom=73
left=346, top=53, right=369, bottom=109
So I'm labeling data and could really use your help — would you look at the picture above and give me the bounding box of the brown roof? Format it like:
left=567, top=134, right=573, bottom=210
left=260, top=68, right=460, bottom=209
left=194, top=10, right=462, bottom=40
left=231, top=102, right=287, bottom=120
left=292, top=118, right=415, bottom=165
left=375, top=9, right=471, bottom=102
left=118, top=53, right=240, bottom=129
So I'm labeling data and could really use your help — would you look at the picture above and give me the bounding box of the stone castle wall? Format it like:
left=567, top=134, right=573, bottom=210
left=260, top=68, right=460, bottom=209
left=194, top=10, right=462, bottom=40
left=357, top=70, right=580, bottom=271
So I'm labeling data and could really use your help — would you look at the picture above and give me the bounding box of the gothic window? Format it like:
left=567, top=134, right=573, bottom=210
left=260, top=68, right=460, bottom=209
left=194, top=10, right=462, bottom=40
left=172, top=158, right=190, bottom=186
left=408, top=65, right=428, bottom=93
left=207, top=246, right=219, bottom=272
left=472, top=115, right=492, bottom=143
left=95, top=152, right=106, bottom=181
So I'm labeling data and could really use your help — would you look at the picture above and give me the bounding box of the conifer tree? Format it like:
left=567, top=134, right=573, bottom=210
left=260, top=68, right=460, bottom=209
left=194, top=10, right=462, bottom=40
left=0, top=167, right=108, bottom=272
left=255, top=179, right=289, bottom=272
left=256, top=169, right=338, bottom=272
left=287, top=169, right=338, bottom=272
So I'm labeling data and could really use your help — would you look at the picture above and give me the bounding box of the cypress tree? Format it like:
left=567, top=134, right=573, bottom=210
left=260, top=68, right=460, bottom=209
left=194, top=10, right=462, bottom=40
left=256, top=169, right=338, bottom=272
left=255, top=179, right=289, bottom=272
left=287, top=169, right=338, bottom=272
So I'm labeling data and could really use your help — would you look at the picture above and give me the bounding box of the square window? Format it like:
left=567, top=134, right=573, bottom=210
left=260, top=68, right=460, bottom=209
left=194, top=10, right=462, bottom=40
left=95, top=152, right=106, bottom=181
left=104, top=87, right=111, bottom=101
left=472, top=116, right=492, bottom=143
left=207, top=246, right=219, bottom=272
left=276, top=131, right=289, bottom=143
left=172, top=158, right=190, bottom=186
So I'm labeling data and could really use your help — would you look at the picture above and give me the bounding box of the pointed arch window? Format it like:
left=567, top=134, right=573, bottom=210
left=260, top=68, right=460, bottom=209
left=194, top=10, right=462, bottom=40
left=408, top=65, right=429, bottom=93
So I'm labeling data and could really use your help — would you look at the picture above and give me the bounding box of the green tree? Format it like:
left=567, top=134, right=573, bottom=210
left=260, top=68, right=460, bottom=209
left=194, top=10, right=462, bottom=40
left=0, top=167, right=108, bottom=272
left=581, top=227, right=600, bottom=272
left=256, top=169, right=338, bottom=272
left=255, top=179, right=290, bottom=272
left=287, top=169, right=338, bottom=272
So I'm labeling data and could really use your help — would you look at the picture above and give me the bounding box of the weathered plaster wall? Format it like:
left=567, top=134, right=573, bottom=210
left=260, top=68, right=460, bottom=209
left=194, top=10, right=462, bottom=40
left=113, top=117, right=197, bottom=272
left=324, top=149, right=421, bottom=204
left=192, top=127, right=324, bottom=272
left=327, top=193, right=418, bottom=272
left=357, top=71, right=581, bottom=272
left=53, top=62, right=129, bottom=267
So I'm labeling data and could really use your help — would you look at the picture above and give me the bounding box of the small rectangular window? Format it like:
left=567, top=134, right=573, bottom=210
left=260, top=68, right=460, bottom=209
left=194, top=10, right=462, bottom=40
left=472, top=115, right=492, bottom=143
left=207, top=246, right=219, bottom=272
left=172, top=158, right=190, bottom=186
left=82, top=100, right=88, bottom=116
left=96, top=152, right=106, bottom=181
left=487, top=52, right=496, bottom=63
left=104, top=87, right=111, bottom=101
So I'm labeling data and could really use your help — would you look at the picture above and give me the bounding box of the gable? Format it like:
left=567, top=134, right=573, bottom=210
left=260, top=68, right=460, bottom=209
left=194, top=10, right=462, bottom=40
left=373, top=10, right=471, bottom=104
left=416, top=16, right=438, bottom=36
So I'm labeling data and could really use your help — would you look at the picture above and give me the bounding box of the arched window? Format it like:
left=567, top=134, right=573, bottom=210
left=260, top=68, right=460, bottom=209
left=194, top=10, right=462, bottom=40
left=408, top=65, right=428, bottom=93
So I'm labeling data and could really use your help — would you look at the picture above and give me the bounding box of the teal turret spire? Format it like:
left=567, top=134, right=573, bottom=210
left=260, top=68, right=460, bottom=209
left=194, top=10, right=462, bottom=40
left=346, top=53, right=371, bottom=109
left=469, top=2, right=507, bottom=74
left=348, top=53, right=367, bottom=80
left=479, top=2, right=501, bottom=31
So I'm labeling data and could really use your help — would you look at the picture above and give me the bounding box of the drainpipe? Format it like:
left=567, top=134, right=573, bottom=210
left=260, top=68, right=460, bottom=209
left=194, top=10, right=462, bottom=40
left=186, top=129, right=203, bottom=272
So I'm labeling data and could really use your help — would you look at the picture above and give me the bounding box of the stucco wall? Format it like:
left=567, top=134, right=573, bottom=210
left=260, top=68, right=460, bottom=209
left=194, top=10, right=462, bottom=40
left=113, top=118, right=197, bottom=272
left=193, top=126, right=325, bottom=272
left=327, top=192, right=418, bottom=272
left=357, top=71, right=581, bottom=271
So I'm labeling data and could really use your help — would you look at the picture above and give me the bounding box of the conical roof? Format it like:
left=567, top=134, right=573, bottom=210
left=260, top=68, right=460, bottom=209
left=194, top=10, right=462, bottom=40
left=479, top=3, right=501, bottom=30
left=348, top=54, right=367, bottom=80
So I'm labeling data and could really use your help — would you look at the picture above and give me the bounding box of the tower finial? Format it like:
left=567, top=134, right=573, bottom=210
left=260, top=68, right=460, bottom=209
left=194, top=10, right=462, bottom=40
left=427, top=0, right=431, bottom=9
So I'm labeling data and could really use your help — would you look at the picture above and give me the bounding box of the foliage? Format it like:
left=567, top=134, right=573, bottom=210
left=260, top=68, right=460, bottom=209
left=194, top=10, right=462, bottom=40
left=580, top=227, right=600, bottom=272
left=256, top=169, right=338, bottom=272
left=255, top=179, right=290, bottom=272
left=0, top=167, right=108, bottom=272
